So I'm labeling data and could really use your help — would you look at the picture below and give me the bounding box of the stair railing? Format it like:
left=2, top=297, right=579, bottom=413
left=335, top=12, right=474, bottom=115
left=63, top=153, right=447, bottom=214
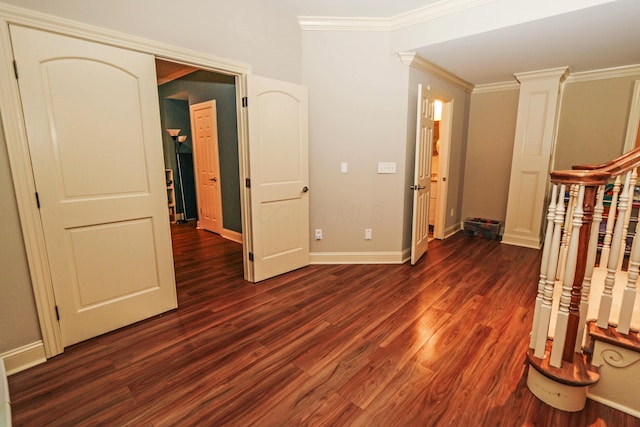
left=530, top=147, right=640, bottom=370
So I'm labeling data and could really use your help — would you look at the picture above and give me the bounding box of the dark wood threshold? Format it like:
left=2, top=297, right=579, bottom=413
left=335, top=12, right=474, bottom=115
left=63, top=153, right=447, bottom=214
left=588, top=321, right=640, bottom=353
left=526, top=341, right=600, bottom=387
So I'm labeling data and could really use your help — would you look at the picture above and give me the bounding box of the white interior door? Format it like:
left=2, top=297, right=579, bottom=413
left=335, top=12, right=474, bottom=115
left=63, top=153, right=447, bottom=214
left=190, top=100, right=223, bottom=234
left=11, top=25, right=177, bottom=347
left=248, top=76, right=309, bottom=282
left=410, top=84, right=434, bottom=265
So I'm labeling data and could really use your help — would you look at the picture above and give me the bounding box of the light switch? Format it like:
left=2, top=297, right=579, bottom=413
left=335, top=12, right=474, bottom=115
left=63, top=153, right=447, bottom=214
left=341, top=162, right=348, bottom=173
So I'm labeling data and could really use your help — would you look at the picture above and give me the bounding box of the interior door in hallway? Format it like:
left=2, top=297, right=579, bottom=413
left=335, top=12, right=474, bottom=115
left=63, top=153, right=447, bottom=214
left=10, top=25, right=177, bottom=347
left=248, top=76, right=309, bottom=282
left=190, top=100, right=223, bottom=234
left=411, top=84, right=434, bottom=265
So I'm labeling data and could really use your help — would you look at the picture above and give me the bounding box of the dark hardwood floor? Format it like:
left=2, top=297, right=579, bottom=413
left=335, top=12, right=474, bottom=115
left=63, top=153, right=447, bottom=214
left=8, top=222, right=640, bottom=426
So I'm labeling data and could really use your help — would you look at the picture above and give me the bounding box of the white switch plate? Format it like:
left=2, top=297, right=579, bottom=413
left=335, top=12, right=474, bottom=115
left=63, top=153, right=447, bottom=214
left=365, top=228, right=372, bottom=240
left=377, top=162, right=396, bottom=174
left=341, top=162, right=348, bottom=173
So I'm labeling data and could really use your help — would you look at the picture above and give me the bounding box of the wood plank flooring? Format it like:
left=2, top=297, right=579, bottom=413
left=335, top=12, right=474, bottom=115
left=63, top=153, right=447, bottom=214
left=8, top=222, right=640, bottom=426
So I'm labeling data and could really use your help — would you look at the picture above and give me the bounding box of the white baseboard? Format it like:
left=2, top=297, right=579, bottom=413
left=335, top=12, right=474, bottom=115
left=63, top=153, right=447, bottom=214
left=221, top=228, right=243, bottom=244
left=310, top=251, right=407, bottom=264
left=444, top=222, right=462, bottom=239
left=501, top=233, right=542, bottom=249
left=1, top=341, right=46, bottom=375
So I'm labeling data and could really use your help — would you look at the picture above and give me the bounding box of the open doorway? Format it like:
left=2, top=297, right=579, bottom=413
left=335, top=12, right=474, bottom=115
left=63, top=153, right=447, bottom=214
left=155, top=59, right=243, bottom=244
left=429, top=95, right=452, bottom=241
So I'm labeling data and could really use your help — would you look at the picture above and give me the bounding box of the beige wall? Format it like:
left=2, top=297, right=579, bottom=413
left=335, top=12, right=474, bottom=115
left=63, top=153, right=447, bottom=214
left=0, top=114, right=41, bottom=353
left=461, top=89, right=519, bottom=222
left=302, top=30, right=410, bottom=253
left=554, top=74, right=640, bottom=170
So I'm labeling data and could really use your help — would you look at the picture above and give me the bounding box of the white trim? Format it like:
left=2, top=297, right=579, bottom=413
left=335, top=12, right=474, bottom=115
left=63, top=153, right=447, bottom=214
left=398, top=52, right=474, bottom=92
left=310, top=251, right=407, bottom=264
left=1, top=341, right=46, bottom=375
left=0, top=2, right=253, bottom=358
left=501, top=234, right=543, bottom=249
left=623, top=80, right=640, bottom=153
left=515, top=66, right=570, bottom=83
left=472, top=81, right=519, bottom=94
left=221, top=228, right=243, bottom=244
left=587, top=394, right=640, bottom=419
left=298, top=0, right=494, bottom=31
left=444, top=222, right=463, bottom=239
left=567, top=64, right=640, bottom=83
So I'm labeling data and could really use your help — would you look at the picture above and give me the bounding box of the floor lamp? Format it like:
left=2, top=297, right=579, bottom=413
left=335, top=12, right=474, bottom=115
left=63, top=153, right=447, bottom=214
left=167, top=129, right=188, bottom=223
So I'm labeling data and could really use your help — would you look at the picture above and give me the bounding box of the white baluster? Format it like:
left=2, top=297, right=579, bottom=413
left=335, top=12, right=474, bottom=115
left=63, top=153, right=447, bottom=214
left=617, top=168, right=637, bottom=270
left=551, top=185, right=585, bottom=368
left=530, top=184, right=558, bottom=350
left=575, top=185, right=605, bottom=351
left=619, top=212, right=640, bottom=334
left=558, top=185, right=578, bottom=280
left=600, top=176, right=621, bottom=266
left=534, top=184, right=566, bottom=359
left=598, top=171, right=632, bottom=328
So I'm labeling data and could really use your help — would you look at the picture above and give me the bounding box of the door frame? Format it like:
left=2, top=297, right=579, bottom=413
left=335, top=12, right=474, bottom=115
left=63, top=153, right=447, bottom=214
left=0, top=4, right=255, bottom=357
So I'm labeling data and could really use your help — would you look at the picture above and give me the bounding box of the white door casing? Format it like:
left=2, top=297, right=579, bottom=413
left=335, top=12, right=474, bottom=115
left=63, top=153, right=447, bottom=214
left=11, top=25, right=177, bottom=347
left=248, top=76, right=309, bottom=282
left=411, top=84, right=434, bottom=265
left=190, top=100, right=223, bottom=234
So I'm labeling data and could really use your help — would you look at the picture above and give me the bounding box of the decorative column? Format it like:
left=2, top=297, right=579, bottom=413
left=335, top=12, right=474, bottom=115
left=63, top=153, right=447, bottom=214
left=502, top=67, right=569, bottom=249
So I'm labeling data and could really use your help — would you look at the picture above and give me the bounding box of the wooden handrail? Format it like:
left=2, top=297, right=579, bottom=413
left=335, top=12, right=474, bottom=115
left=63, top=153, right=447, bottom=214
left=550, top=170, right=610, bottom=186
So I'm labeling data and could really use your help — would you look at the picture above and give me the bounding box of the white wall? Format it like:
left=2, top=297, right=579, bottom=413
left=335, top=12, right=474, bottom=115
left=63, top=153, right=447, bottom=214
left=302, top=30, right=410, bottom=255
left=391, top=0, right=618, bottom=53
left=0, top=0, right=302, bottom=82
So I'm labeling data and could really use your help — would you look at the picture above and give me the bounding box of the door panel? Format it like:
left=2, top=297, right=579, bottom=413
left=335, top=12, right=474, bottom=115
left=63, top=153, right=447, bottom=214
left=411, top=84, right=434, bottom=265
left=11, top=25, right=177, bottom=347
left=190, top=100, right=223, bottom=233
left=249, top=76, right=309, bottom=282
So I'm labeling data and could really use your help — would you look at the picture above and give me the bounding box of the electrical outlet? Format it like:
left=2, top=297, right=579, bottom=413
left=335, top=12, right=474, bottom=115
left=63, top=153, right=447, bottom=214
left=377, top=162, right=397, bottom=174
left=365, top=228, right=372, bottom=240
left=315, top=229, right=323, bottom=240
left=340, top=162, right=348, bottom=173
left=450, top=209, right=455, bottom=217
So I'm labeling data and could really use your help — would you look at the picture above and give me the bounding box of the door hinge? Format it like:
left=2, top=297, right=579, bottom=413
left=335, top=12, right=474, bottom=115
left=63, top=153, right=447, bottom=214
left=55, top=305, right=60, bottom=321
left=242, top=97, right=248, bottom=108
left=248, top=252, right=254, bottom=262
left=245, top=178, right=251, bottom=188
left=35, top=192, right=40, bottom=208
left=13, top=60, right=18, bottom=79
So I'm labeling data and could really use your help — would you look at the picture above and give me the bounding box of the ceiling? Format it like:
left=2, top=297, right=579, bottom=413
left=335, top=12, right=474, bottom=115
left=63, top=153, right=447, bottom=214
left=275, top=0, right=640, bottom=85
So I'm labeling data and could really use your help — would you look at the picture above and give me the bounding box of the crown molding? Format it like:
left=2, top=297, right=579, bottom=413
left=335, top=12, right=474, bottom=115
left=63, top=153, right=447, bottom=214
left=472, top=81, right=520, bottom=94
left=514, top=66, right=570, bottom=84
left=398, top=52, right=474, bottom=92
left=567, top=64, right=640, bottom=83
left=298, top=0, right=494, bottom=31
